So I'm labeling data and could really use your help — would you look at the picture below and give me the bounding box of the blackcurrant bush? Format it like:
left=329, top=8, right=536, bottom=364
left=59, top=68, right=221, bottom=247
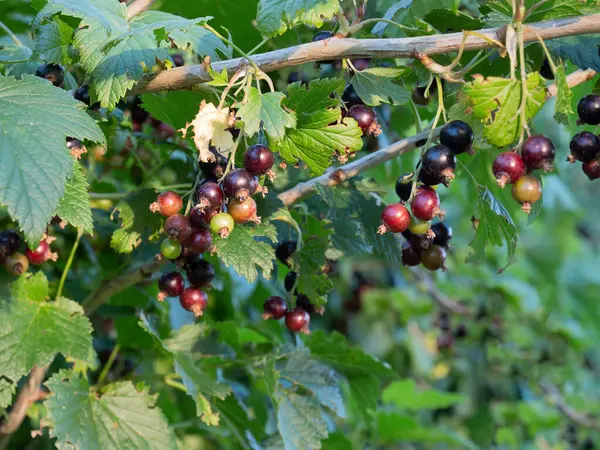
left=199, top=152, right=228, bottom=181
left=492, top=151, right=526, bottom=188
left=164, top=214, right=192, bottom=242
left=342, top=84, right=363, bottom=107
left=228, top=197, right=260, bottom=224
left=421, top=145, right=457, bottom=186
left=401, top=241, right=421, bottom=266
left=312, top=31, right=334, bottom=64
left=180, top=287, right=208, bottom=317
left=539, top=58, right=554, bottom=80
left=285, top=308, right=311, bottom=334
left=210, top=212, right=235, bottom=238
left=196, top=181, right=224, bottom=211
left=421, top=244, right=447, bottom=271
left=0, top=230, right=21, bottom=256
left=244, top=144, right=275, bottom=176
left=411, top=186, right=443, bottom=221
left=187, top=260, right=215, bottom=288
left=189, top=208, right=218, bottom=229
left=395, top=173, right=414, bottom=202
left=150, top=191, right=183, bottom=217
left=440, top=120, right=474, bottom=155
left=431, top=222, right=453, bottom=248
left=161, top=238, right=182, bottom=260
left=36, top=63, right=64, bottom=87
left=511, top=175, right=542, bottom=214
left=347, top=105, right=380, bottom=136
left=157, top=272, right=184, bottom=301
left=582, top=437, right=595, bottom=450
left=284, top=271, right=298, bottom=292
left=222, top=169, right=254, bottom=201
left=262, top=296, right=288, bottom=320
left=521, top=135, right=555, bottom=172
left=583, top=158, right=600, bottom=181
left=276, top=240, right=297, bottom=266
left=577, top=94, right=600, bottom=125
left=378, top=203, right=410, bottom=234
left=26, top=241, right=55, bottom=265
left=184, top=228, right=213, bottom=254
left=5, top=252, right=29, bottom=275
left=568, top=131, right=600, bottom=163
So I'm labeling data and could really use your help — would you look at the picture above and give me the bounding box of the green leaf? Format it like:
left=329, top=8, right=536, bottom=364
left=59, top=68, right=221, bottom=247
left=553, top=63, right=574, bottom=125
left=467, top=187, right=518, bottom=269
left=483, top=0, right=584, bottom=23
left=0, top=378, right=15, bottom=408
left=372, top=0, right=413, bottom=36
left=33, top=19, right=74, bottom=65
left=110, top=189, right=163, bottom=254
left=275, top=389, right=328, bottom=450
left=0, top=273, right=93, bottom=382
left=0, top=75, right=105, bottom=244
left=257, top=0, right=340, bottom=37
left=423, top=8, right=485, bottom=31
left=547, top=35, right=600, bottom=72
left=237, top=87, right=297, bottom=140
left=55, top=160, right=93, bottom=234
left=206, top=66, right=230, bottom=87
left=141, top=91, right=208, bottom=130
left=271, top=78, right=363, bottom=175
left=45, top=370, right=178, bottom=450
left=349, top=67, right=411, bottom=107
left=463, top=73, right=547, bottom=147
left=34, top=0, right=127, bottom=31
left=0, top=45, right=32, bottom=63
left=382, top=379, right=466, bottom=410
left=213, top=224, right=276, bottom=282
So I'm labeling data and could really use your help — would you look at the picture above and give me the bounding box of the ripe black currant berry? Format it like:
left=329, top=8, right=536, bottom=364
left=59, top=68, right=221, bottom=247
left=539, top=58, right=554, bottom=80
left=583, top=158, right=600, bottom=181
left=421, top=145, right=457, bottom=186
left=180, top=287, right=208, bottom=317
left=157, top=272, right=184, bottom=301
left=350, top=58, right=370, bottom=71
left=184, top=229, right=213, bottom=254
left=418, top=168, right=442, bottom=187
left=189, top=208, right=218, bottom=230
left=187, top=260, right=215, bottom=288
left=164, top=214, right=192, bottom=242
left=378, top=203, right=410, bottom=234
left=284, top=271, right=298, bottom=292
left=262, top=296, right=288, bottom=320
left=74, top=85, right=90, bottom=105
left=412, top=84, right=435, bottom=106
left=401, top=241, right=421, bottom=266
left=492, top=151, right=526, bottom=188
left=36, top=63, right=64, bottom=87
left=312, top=31, right=334, bottom=64
left=196, top=181, right=224, bottom=211
left=395, top=173, right=414, bottom=202
left=454, top=323, right=468, bottom=339
left=130, top=96, right=149, bottom=124
left=410, top=230, right=434, bottom=250
left=244, top=144, right=275, bottom=176
left=347, top=105, right=380, bottom=136
left=342, top=85, right=363, bottom=107
left=511, top=175, right=542, bottom=214
left=431, top=222, right=453, bottom=248
left=26, top=241, right=56, bottom=265
left=171, top=53, right=185, bottom=67
left=421, top=244, right=447, bottom=271
left=222, top=168, right=254, bottom=201
left=296, top=294, right=322, bottom=315
left=5, top=252, right=29, bottom=275
left=568, top=131, right=600, bottom=163
left=199, top=151, right=228, bottom=181
left=411, top=186, right=443, bottom=221
left=0, top=230, right=21, bottom=256
left=582, top=437, right=595, bottom=450
left=285, top=308, right=311, bottom=334
left=521, top=135, right=556, bottom=172
left=577, top=94, right=600, bottom=125
left=440, top=120, right=474, bottom=155
left=150, top=191, right=183, bottom=217
left=276, top=240, right=297, bottom=266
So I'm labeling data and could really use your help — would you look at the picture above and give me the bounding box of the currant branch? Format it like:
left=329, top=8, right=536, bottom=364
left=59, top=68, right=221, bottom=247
left=539, top=381, right=599, bottom=428
left=126, top=0, right=155, bottom=19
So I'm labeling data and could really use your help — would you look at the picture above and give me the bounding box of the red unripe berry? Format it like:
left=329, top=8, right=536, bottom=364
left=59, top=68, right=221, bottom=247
left=421, top=244, right=447, bottom=271
left=411, top=186, right=443, bottom=221
left=157, top=272, right=184, bottom=301
left=196, top=181, right=224, bottom=211
left=180, top=287, right=208, bottom=317
left=262, top=296, right=288, bottom=320
left=492, top=151, right=526, bottom=188
left=164, top=214, right=192, bottom=242
left=185, top=229, right=213, bottom=254
left=285, top=308, right=311, bottom=334
left=347, top=105, right=380, bottom=136
left=378, top=203, right=410, bottom=234
left=26, top=241, right=55, bottom=265
left=151, top=191, right=183, bottom=217
left=583, top=158, right=600, bottom=181
left=521, top=135, right=555, bottom=172
left=244, top=144, right=275, bottom=176
left=228, top=197, right=261, bottom=224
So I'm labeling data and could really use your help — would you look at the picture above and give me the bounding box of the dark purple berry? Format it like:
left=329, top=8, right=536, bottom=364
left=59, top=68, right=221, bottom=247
left=222, top=168, right=254, bottom=201
left=199, top=151, right=228, bottom=181
left=285, top=308, right=310, bottom=333
left=440, top=120, right=474, bottom=155
left=180, top=288, right=208, bottom=317
left=262, top=296, right=288, bottom=320
left=431, top=222, right=452, bottom=248
left=244, top=144, right=275, bottom=176
left=285, top=271, right=298, bottom=292
left=492, top=151, right=526, bottom=188
left=196, top=181, right=224, bottom=210
left=347, top=105, right=379, bottom=136
left=342, top=84, right=363, bottom=107
left=158, top=272, right=184, bottom=301
left=130, top=96, right=149, bottom=124
left=578, top=94, right=600, bottom=125
left=164, top=214, right=192, bottom=242
left=189, top=208, right=218, bottom=229
left=540, top=58, right=554, bottom=80
left=421, top=145, right=457, bottom=186
left=583, top=158, right=600, bottom=180
left=36, top=63, right=64, bottom=87
left=401, top=241, right=421, bottom=266
left=395, top=174, right=413, bottom=202
left=185, top=229, right=213, bottom=254
left=568, top=131, right=600, bottom=163
left=0, top=230, right=21, bottom=256
left=186, top=260, right=215, bottom=288
left=275, top=240, right=297, bottom=266
left=521, top=135, right=555, bottom=172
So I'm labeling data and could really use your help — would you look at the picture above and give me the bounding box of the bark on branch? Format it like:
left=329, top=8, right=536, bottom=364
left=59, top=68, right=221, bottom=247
left=540, top=381, right=598, bottom=428
left=126, top=0, right=155, bottom=19
left=133, top=13, right=600, bottom=95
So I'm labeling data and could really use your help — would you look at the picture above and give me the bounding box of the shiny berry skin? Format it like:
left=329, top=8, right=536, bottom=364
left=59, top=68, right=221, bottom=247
left=164, top=214, right=192, bottom=242
left=342, top=85, right=363, bottom=107
left=5, top=253, right=28, bottom=275
left=222, top=169, right=254, bottom=201
left=179, top=287, right=208, bottom=317
left=418, top=169, right=442, bottom=187
left=189, top=208, right=218, bottom=229
left=210, top=212, right=235, bottom=237
left=440, top=120, right=474, bottom=155
left=199, top=153, right=228, bottom=181
left=36, top=63, right=64, bottom=87
left=347, top=105, right=378, bottom=136
left=185, top=228, right=213, bottom=254
left=244, top=144, right=275, bottom=176
left=26, top=241, right=51, bottom=265
left=378, top=203, right=410, bottom=234
left=196, top=181, right=224, bottom=210
left=0, top=230, right=21, bottom=256
left=158, top=272, right=184, bottom=300
left=151, top=191, right=183, bottom=217
left=583, top=158, right=600, bottom=181
left=431, top=222, right=453, bottom=248
left=285, top=308, right=311, bottom=334
left=228, top=197, right=260, bottom=224
left=187, top=260, right=215, bottom=288
left=577, top=94, right=600, bottom=125
left=262, top=296, right=288, bottom=320
left=276, top=240, right=297, bottom=265
left=161, top=238, right=182, bottom=260
left=512, top=175, right=542, bottom=214
left=411, top=186, right=443, bottom=221
left=284, top=271, right=298, bottom=292
left=401, top=241, right=421, bottom=266
left=395, top=174, right=413, bottom=202
left=312, top=31, right=334, bottom=64
left=521, top=135, right=555, bottom=172
left=409, top=216, right=432, bottom=236
left=492, top=151, right=526, bottom=188
left=421, top=244, right=447, bottom=271
left=568, top=131, right=600, bottom=163
left=421, top=145, right=456, bottom=186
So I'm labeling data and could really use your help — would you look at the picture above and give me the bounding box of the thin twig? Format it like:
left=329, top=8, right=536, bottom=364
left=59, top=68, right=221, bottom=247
left=55, top=229, right=83, bottom=300
left=539, top=381, right=598, bottom=428
left=126, top=0, right=155, bottom=19
left=408, top=268, right=469, bottom=315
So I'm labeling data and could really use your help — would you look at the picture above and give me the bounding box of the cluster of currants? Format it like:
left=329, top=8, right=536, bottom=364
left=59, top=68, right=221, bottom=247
left=0, top=230, right=57, bottom=276
left=435, top=310, right=468, bottom=353
left=151, top=144, right=275, bottom=317
left=568, top=94, right=600, bottom=180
